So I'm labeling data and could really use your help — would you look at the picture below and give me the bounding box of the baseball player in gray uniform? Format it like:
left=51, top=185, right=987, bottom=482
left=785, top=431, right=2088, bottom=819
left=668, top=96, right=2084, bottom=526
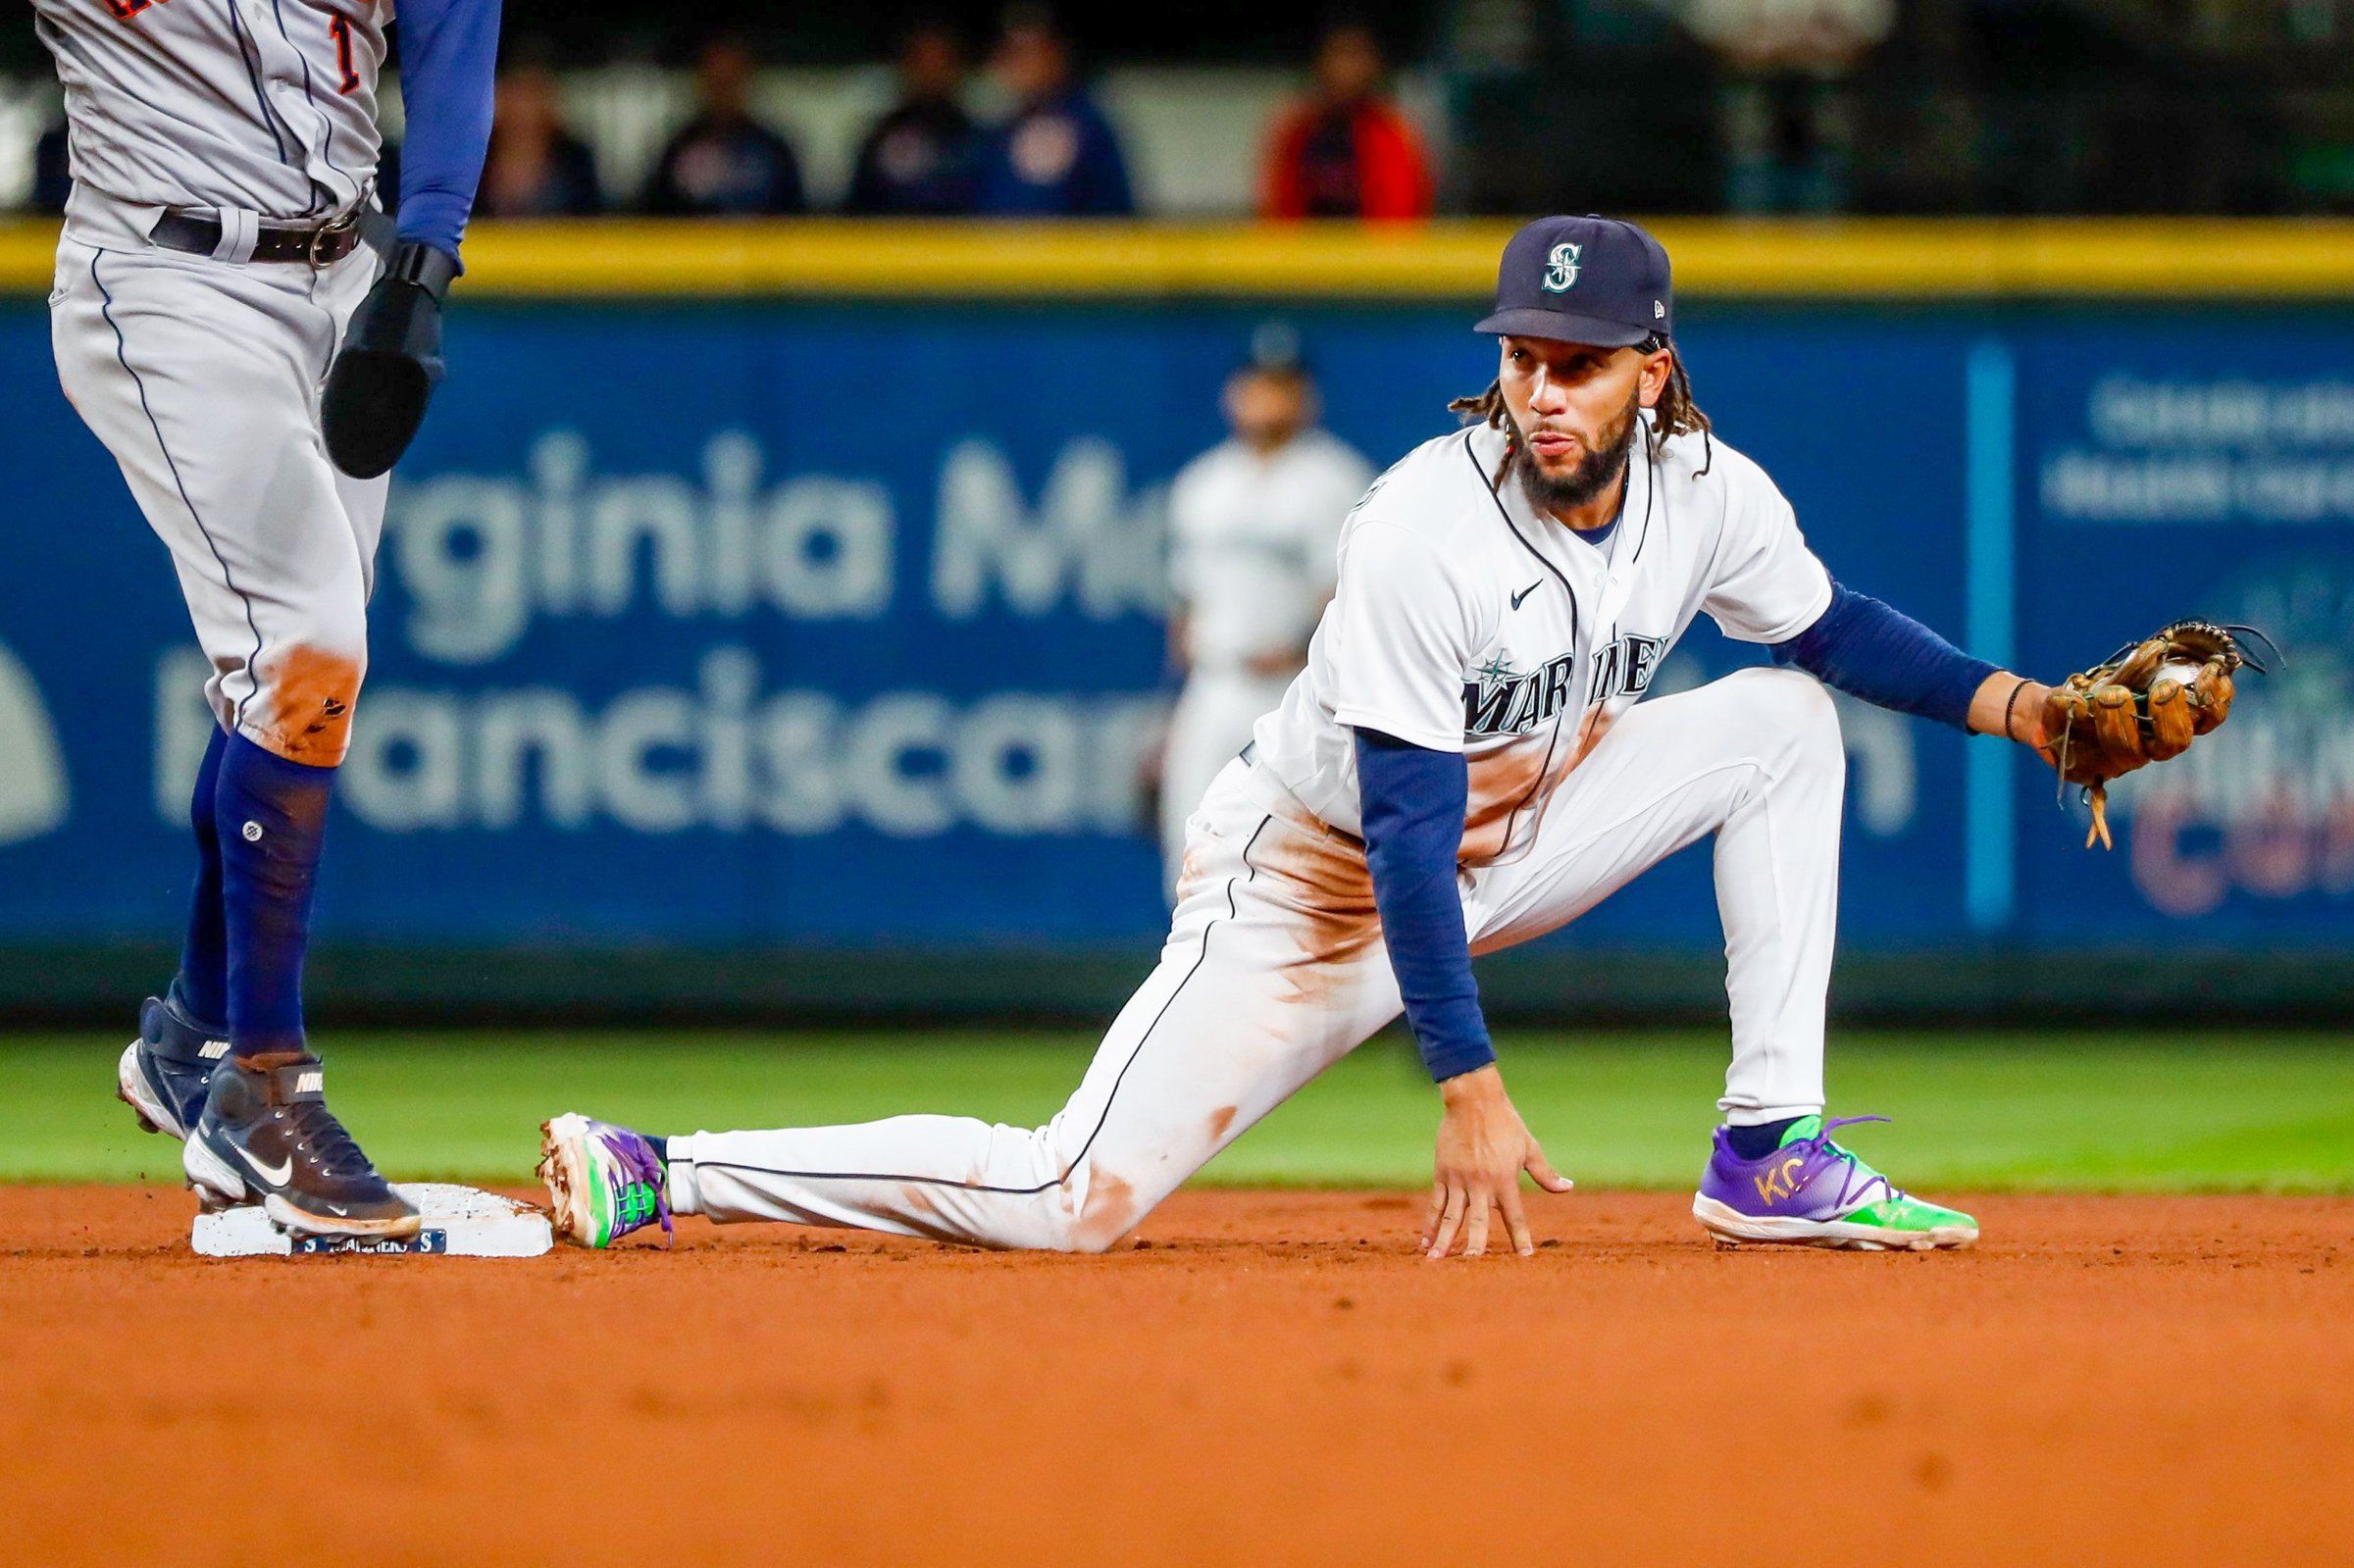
left=44, top=0, right=500, bottom=1237
left=539, top=216, right=2096, bottom=1258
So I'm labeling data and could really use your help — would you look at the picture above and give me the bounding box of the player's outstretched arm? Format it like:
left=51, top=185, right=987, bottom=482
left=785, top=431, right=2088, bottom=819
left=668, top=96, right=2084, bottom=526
left=1771, top=586, right=2269, bottom=848
left=1771, top=582, right=2002, bottom=730
left=1770, top=582, right=2066, bottom=749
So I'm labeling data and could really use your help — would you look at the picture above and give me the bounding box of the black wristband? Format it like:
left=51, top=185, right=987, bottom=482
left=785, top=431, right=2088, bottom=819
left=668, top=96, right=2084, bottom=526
left=2002, top=676, right=2031, bottom=741
left=386, top=240, right=460, bottom=303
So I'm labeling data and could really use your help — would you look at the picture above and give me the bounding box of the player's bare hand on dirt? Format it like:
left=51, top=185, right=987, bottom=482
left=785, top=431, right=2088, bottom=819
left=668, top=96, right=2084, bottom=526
left=1423, top=1065, right=1572, bottom=1259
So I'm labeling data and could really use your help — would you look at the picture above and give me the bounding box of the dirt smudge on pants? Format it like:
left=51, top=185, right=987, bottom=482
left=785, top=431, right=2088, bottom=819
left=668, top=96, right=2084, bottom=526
left=1459, top=743, right=1557, bottom=863
left=1252, top=817, right=1380, bottom=1009
left=241, top=644, right=362, bottom=765
left=1074, top=1168, right=1138, bottom=1251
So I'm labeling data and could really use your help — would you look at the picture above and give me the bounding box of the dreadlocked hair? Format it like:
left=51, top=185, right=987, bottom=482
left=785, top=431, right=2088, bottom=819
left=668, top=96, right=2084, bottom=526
left=1449, top=335, right=1714, bottom=481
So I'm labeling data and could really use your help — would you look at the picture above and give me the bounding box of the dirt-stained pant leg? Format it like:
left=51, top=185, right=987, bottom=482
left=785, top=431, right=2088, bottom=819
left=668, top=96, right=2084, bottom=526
left=50, top=225, right=384, bottom=767
left=672, top=760, right=1407, bottom=1251
left=1462, top=668, right=1845, bottom=1123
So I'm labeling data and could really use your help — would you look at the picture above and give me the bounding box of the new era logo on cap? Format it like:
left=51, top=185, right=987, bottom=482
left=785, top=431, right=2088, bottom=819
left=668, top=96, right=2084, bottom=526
left=1476, top=215, right=1674, bottom=348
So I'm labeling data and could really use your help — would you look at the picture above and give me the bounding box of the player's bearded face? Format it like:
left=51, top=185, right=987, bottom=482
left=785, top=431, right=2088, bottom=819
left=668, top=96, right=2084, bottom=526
left=1508, top=379, right=1642, bottom=515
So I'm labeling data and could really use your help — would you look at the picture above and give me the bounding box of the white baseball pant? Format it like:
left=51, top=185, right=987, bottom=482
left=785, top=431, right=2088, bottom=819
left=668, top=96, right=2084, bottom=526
left=669, top=667, right=1844, bottom=1251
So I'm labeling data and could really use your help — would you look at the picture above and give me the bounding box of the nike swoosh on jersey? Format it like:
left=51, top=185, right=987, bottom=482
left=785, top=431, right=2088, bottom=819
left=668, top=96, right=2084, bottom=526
left=1510, top=582, right=1542, bottom=610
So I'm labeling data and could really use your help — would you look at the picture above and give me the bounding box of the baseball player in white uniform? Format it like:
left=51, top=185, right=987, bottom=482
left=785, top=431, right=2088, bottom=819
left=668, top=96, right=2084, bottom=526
left=1161, top=349, right=1372, bottom=894
left=45, top=0, right=500, bottom=1237
left=543, top=216, right=2070, bottom=1258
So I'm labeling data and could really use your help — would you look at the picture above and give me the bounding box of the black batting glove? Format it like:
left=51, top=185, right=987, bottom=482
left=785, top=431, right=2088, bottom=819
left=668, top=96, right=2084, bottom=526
left=322, top=240, right=460, bottom=480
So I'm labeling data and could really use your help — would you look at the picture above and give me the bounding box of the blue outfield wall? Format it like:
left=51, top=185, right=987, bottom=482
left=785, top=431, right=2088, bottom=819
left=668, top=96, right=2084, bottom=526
left=2, top=297, right=2351, bottom=973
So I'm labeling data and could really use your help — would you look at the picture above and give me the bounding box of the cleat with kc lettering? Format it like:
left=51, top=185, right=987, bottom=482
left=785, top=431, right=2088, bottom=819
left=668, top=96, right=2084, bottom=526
left=537, top=1113, right=673, bottom=1248
left=117, top=990, right=231, bottom=1141
left=182, top=1052, right=420, bottom=1239
left=1691, top=1115, right=1977, bottom=1252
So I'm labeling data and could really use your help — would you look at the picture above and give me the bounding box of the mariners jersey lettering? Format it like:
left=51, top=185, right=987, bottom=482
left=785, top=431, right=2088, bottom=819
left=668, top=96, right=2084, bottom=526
left=34, top=0, right=386, bottom=222
left=1251, top=419, right=1833, bottom=866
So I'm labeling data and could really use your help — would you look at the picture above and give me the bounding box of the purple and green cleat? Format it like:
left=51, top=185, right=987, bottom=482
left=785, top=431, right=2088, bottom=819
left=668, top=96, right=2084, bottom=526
left=538, top=1113, right=673, bottom=1248
left=1693, top=1115, right=1977, bottom=1251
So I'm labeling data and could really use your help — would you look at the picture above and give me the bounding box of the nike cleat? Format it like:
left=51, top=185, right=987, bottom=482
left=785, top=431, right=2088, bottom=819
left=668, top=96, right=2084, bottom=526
left=1692, top=1115, right=1977, bottom=1252
left=117, top=991, right=231, bottom=1141
left=182, top=1054, right=420, bottom=1239
left=537, top=1113, right=672, bottom=1248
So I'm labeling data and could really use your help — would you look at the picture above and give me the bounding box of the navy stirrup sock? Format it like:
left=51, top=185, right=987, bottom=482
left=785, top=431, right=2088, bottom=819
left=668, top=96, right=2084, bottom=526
left=173, top=724, right=232, bottom=1027
left=1725, top=1117, right=1805, bottom=1161
left=216, top=732, right=336, bottom=1063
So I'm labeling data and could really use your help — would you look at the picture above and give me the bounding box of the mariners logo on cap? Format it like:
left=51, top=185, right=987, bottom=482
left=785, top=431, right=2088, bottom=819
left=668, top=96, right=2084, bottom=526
left=1543, top=243, right=1582, bottom=293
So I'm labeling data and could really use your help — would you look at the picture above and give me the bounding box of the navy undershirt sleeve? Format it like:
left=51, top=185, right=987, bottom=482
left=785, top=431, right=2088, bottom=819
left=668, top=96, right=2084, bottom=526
left=1353, top=729, right=1494, bottom=1083
left=390, top=0, right=500, bottom=261
left=1772, top=582, right=1998, bottom=732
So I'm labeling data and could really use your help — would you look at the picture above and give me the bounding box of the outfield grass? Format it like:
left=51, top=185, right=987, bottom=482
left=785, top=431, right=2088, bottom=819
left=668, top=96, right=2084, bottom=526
left=5, top=1029, right=2351, bottom=1191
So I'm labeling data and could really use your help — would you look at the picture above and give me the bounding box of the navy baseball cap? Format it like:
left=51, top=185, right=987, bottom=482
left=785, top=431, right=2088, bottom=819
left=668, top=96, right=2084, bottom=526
left=1474, top=215, right=1672, bottom=348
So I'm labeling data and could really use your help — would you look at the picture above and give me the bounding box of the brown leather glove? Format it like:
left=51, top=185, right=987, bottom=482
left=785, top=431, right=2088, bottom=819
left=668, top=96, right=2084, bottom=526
left=2038, top=621, right=2270, bottom=849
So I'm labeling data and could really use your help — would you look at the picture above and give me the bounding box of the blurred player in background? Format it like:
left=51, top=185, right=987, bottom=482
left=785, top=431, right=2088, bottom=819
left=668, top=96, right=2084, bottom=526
left=1160, top=335, right=1373, bottom=893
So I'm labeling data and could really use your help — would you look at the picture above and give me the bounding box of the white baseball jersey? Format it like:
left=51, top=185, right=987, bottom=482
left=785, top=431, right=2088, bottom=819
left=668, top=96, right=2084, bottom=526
left=1252, top=418, right=1833, bottom=863
left=1167, top=429, right=1373, bottom=674
left=33, top=0, right=385, bottom=222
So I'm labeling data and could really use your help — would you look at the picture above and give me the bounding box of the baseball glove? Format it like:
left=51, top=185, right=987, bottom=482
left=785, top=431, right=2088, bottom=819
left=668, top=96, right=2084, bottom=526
left=322, top=240, right=458, bottom=480
left=2038, top=620, right=2273, bottom=849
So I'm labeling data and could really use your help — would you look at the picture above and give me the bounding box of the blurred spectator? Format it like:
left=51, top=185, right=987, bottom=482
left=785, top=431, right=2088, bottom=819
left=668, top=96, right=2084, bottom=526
left=844, top=19, right=983, bottom=216
left=478, top=59, right=603, bottom=217
left=1258, top=22, right=1434, bottom=222
left=30, top=121, right=71, bottom=214
left=1158, top=332, right=1371, bottom=895
left=977, top=8, right=1135, bottom=217
left=1685, top=0, right=1892, bottom=214
left=643, top=35, right=807, bottom=217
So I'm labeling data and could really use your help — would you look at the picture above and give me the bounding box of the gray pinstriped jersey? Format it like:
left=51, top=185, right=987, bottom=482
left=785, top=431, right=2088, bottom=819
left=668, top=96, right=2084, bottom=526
left=34, top=0, right=388, bottom=222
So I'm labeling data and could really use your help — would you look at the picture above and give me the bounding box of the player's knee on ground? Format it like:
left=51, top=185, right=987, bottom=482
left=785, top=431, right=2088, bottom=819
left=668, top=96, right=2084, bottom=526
left=1026, top=1162, right=1148, bottom=1255
left=235, top=641, right=368, bottom=766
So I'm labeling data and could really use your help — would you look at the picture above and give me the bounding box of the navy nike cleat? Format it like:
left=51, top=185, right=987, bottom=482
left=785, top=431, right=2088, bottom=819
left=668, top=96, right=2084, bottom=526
left=116, top=992, right=230, bottom=1141
left=182, top=1054, right=421, bottom=1239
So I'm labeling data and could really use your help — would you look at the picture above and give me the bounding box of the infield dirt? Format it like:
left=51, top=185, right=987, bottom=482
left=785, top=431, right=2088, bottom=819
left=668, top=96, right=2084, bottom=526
left=5, top=1185, right=2346, bottom=1566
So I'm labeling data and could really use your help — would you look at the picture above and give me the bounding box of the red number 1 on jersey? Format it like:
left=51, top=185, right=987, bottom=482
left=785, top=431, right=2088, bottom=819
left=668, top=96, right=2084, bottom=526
left=328, top=13, right=361, bottom=94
